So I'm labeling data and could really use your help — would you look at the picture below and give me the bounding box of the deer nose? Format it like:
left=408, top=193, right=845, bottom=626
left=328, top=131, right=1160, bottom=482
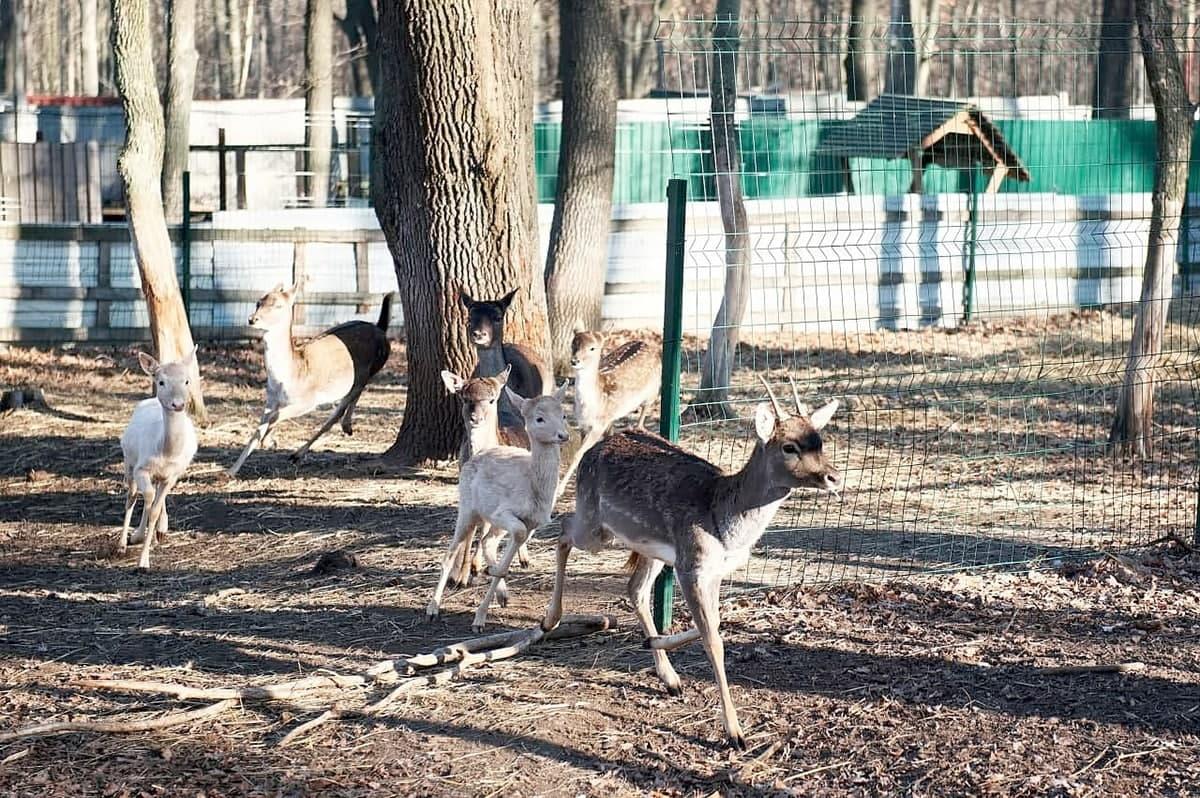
left=824, top=471, right=841, bottom=491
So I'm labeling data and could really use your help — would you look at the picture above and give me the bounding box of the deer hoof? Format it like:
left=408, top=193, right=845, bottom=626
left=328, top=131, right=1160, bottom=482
left=666, top=683, right=683, bottom=698
left=137, top=556, right=151, bottom=571
left=424, top=602, right=440, bottom=620
left=471, top=622, right=487, bottom=635
left=728, top=731, right=747, bottom=751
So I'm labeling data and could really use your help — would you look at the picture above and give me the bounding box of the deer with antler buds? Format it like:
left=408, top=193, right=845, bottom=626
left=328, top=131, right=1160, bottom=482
left=541, top=377, right=841, bottom=749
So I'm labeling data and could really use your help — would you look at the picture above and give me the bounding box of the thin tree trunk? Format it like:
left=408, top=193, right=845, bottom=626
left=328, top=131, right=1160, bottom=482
left=224, top=0, right=243, bottom=97
left=304, top=0, right=332, bottom=206
left=112, top=0, right=206, bottom=423
left=885, top=0, right=915, bottom=94
left=66, top=0, right=79, bottom=95
left=339, top=0, right=377, bottom=96
left=1110, top=0, right=1192, bottom=457
left=162, top=0, right=197, bottom=223
left=1093, top=0, right=1135, bottom=118
left=912, top=0, right=938, bottom=96
left=236, top=0, right=254, bottom=98
left=696, top=0, right=750, bottom=418
left=845, top=0, right=876, bottom=101
left=544, top=0, right=618, bottom=374
left=213, top=0, right=229, bottom=96
left=80, top=0, right=99, bottom=94
left=373, top=0, right=548, bottom=466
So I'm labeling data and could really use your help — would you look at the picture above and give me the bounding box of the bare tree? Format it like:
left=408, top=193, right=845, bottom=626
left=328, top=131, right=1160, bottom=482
left=1093, top=0, right=1135, bottom=118
left=338, top=0, right=377, bottom=95
left=80, top=0, right=100, bottom=94
left=162, top=0, right=197, bottom=222
left=1109, top=0, right=1193, bottom=456
left=845, top=0, right=878, bottom=101
left=884, top=0, right=939, bottom=96
left=304, top=0, right=332, bottom=205
left=372, top=0, right=550, bottom=465
left=616, top=0, right=669, bottom=98
left=236, top=0, right=255, bottom=97
left=544, top=0, right=619, bottom=373
left=112, top=0, right=207, bottom=422
left=695, top=0, right=749, bottom=418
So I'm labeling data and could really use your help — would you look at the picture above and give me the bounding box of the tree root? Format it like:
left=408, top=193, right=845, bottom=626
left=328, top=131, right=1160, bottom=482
left=5, top=615, right=616, bottom=747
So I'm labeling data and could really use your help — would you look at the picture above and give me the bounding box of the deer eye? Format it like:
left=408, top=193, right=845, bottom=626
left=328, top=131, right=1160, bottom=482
left=536, top=417, right=544, bottom=423
left=158, top=380, right=164, bottom=387
left=782, top=443, right=800, bottom=455
left=489, top=398, right=496, bottom=404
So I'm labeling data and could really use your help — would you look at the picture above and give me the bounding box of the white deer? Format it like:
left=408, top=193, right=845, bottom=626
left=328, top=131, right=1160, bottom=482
left=542, top=377, right=841, bottom=749
left=118, top=348, right=200, bottom=570
left=427, top=383, right=570, bottom=632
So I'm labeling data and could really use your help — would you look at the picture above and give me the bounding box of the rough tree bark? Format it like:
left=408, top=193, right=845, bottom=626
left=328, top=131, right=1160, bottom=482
left=845, top=0, right=877, bottom=102
left=1093, top=0, right=1135, bottom=118
left=372, top=0, right=549, bottom=465
left=304, top=0, right=332, bottom=205
left=695, top=0, right=750, bottom=418
left=1109, top=0, right=1193, bottom=457
left=543, top=0, right=618, bottom=374
left=80, top=0, right=100, bottom=95
left=161, top=0, right=197, bottom=223
left=112, top=0, right=207, bottom=423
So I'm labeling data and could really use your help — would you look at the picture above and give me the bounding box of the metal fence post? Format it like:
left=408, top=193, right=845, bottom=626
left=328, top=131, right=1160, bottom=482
left=652, top=178, right=687, bottom=634
left=181, top=170, right=192, bottom=321
left=217, top=128, right=227, bottom=212
left=962, top=164, right=979, bottom=322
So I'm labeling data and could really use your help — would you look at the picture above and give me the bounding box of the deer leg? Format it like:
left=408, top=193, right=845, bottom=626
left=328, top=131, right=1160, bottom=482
left=476, top=525, right=512, bottom=606
left=630, top=555, right=683, bottom=697
left=635, top=402, right=648, bottom=431
left=340, top=390, right=363, bottom=435
left=556, top=428, right=604, bottom=500
left=647, top=627, right=702, bottom=651
left=678, top=571, right=745, bottom=750
left=227, top=408, right=281, bottom=478
left=155, top=501, right=169, bottom=541
left=426, top=510, right=477, bottom=619
left=471, top=514, right=528, bottom=633
left=540, top=525, right=574, bottom=632
left=451, top=522, right=481, bottom=587
left=117, top=477, right=137, bottom=554
left=292, top=395, right=356, bottom=462
left=138, top=476, right=177, bottom=570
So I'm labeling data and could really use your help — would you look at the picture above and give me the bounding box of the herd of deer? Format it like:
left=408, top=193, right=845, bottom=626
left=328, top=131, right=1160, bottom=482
left=117, top=282, right=842, bottom=749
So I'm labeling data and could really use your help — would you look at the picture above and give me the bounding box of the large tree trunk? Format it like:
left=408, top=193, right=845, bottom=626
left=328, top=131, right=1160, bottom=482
left=372, top=0, right=549, bottom=466
left=1093, top=0, right=1135, bottom=118
left=112, top=0, right=207, bottom=423
left=1110, top=0, right=1193, bottom=457
left=543, top=0, right=618, bottom=374
left=80, top=0, right=100, bottom=95
left=844, top=0, right=877, bottom=102
left=161, top=0, right=197, bottom=223
left=695, top=0, right=750, bottom=418
left=304, top=0, right=332, bottom=206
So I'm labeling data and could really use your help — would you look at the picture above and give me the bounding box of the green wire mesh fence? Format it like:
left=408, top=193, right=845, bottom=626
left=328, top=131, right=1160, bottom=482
left=656, top=17, right=1200, bottom=591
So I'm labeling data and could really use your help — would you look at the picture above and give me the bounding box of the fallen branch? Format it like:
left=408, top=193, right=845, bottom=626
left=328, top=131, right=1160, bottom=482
left=1039, top=662, right=1146, bottom=676
left=0, top=699, right=235, bottom=743
left=75, top=670, right=391, bottom=701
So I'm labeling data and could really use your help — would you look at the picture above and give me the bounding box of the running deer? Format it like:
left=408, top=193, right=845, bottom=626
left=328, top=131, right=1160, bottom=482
left=541, top=378, right=841, bottom=749
left=441, top=365, right=532, bottom=586
left=461, top=289, right=553, bottom=427
left=557, top=328, right=661, bottom=496
left=427, top=383, right=570, bottom=633
left=118, top=348, right=200, bottom=569
left=226, top=283, right=393, bottom=477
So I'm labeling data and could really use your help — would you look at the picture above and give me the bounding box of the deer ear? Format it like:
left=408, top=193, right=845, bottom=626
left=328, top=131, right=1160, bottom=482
left=572, top=319, right=587, bottom=334
left=503, top=385, right=526, bottom=410
left=808, top=399, right=839, bottom=431
left=753, top=402, right=777, bottom=443
left=441, top=370, right=467, bottom=395
left=271, top=282, right=285, bottom=294
left=498, top=289, right=518, bottom=312
left=458, top=289, right=475, bottom=308
left=497, top=364, right=513, bottom=384
left=137, top=352, right=161, bottom=376
left=181, top=345, right=198, bottom=368
left=553, top=380, right=569, bottom=402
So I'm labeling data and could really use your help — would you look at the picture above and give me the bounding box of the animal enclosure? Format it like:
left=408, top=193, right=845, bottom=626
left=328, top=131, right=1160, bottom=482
left=657, top=18, right=1200, bottom=592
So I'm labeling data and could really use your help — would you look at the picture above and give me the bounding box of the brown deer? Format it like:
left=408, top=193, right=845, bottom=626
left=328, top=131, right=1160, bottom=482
left=461, top=289, right=553, bottom=427
left=226, top=283, right=392, bottom=477
left=441, top=365, right=532, bottom=587
left=557, top=328, right=661, bottom=496
left=541, top=377, right=841, bottom=749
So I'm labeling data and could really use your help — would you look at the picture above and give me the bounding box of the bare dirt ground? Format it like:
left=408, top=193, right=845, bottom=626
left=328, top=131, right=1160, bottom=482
left=1, top=317, right=1199, bottom=797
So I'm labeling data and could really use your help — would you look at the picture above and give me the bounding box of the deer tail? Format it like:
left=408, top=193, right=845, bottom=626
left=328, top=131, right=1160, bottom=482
left=622, top=552, right=643, bottom=573
left=376, top=293, right=394, bottom=332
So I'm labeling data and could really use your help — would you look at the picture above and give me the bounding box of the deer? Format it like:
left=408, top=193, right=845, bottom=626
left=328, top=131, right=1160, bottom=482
left=427, top=382, right=570, bottom=633
left=226, top=282, right=393, bottom=477
left=460, top=289, right=553, bottom=428
left=441, top=365, right=532, bottom=587
left=557, top=328, right=662, bottom=497
left=541, top=377, right=841, bottom=750
left=118, top=348, right=201, bottom=570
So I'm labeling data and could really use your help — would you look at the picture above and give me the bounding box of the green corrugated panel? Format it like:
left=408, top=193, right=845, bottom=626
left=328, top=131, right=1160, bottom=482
left=994, top=120, right=1157, bottom=195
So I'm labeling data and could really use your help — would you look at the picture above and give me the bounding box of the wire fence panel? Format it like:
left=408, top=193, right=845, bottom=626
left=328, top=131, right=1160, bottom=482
left=657, top=18, right=1200, bottom=591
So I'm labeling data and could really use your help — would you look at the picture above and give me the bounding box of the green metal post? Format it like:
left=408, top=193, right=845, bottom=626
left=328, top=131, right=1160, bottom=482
left=652, top=178, right=687, bottom=634
left=962, top=165, right=978, bottom=323
left=181, top=170, right=192, bottom=321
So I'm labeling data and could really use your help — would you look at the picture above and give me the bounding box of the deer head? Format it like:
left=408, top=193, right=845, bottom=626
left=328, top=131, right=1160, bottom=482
left=248, top=281, right=302, bottom=329
left=505, top=383, right=570, bottom=446
left=138, top=347, right=197, bottom=415
left=460, top=288, right=518, bottom=349
left=755, top=376, right=841, bottom=494
left=569, top=329, right=607, bottom=371
left=442, top=365, right=511, bottom=429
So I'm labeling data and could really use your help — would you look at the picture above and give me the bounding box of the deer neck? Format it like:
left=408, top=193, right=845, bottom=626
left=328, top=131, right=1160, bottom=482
left=261, top=323, right=300, bottom=385
left=159, top=405, right=193, bottom=460
left=475, top=341, right=507, bottom=378
left=527, top=436, right=562, bottom=514
left=464, top=417, right=501, bottom=459
left=572, top=367, right=602, bottom=428
left=712, top=443, right=790, bottom=549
